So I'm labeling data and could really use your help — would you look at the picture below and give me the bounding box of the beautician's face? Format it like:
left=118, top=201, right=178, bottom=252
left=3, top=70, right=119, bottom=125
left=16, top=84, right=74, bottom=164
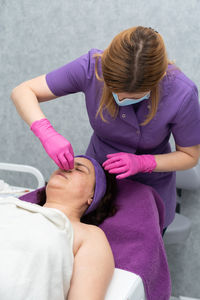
left=47, top=157, right=95, bottom=202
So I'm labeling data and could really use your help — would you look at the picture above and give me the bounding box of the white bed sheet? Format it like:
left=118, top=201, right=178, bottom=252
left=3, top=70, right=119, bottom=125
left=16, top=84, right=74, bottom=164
left=105, top=268, right=146, bottom=300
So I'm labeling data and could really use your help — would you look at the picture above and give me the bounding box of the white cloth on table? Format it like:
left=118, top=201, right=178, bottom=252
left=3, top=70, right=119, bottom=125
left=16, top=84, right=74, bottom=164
left=0, top=180, right=28, bottom=194
left=0, top=197, right=74, bottom=300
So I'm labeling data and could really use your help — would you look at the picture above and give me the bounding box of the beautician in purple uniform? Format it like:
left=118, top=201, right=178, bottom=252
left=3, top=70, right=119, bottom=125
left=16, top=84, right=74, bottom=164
left=11, top=26, right=200, bottom=231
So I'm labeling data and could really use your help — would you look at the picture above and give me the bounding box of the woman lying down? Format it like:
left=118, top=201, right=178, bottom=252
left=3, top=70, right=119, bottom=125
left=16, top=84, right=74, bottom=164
left=0, top=155, right=117, bottom=300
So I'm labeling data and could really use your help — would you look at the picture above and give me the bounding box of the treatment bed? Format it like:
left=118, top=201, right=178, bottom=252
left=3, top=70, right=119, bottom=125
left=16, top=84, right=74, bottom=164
left=0, top=162, right=146, bottom=300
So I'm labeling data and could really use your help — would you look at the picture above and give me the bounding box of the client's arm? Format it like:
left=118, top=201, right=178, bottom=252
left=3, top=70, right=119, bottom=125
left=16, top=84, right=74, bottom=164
left=67, top=226, right=114, bottom=300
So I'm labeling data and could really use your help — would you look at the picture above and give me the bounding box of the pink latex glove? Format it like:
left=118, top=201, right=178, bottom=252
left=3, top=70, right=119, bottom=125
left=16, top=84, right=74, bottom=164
left=102, top=152, right=157, bottom=179
left=31, top=118, right=74, bottom=170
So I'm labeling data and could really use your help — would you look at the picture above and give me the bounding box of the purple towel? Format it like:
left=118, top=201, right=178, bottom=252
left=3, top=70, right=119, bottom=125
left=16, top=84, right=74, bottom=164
left=20, top=179, right=171, bottom=300
left=20, top=186, right=44, bottom=204
left=100, top=179, right=171, bottom=300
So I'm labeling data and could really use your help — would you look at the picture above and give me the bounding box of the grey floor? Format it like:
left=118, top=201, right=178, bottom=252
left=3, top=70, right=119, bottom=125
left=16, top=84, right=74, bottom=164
left=170, top=298, right=200, bottom=300
left=165, top=187, right=200, bottom=299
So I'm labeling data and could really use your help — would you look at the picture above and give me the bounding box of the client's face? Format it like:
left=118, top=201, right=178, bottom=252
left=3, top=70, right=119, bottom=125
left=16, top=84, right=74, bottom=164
left=47, top=157, right=95, bottom=204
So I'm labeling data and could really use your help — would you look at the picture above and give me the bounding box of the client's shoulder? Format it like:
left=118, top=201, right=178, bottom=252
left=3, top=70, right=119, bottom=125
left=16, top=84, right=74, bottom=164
left=77, top=222, right=106, bottom=238
left=76, top=223, right=114, bottom=264
left=74, top=222, right=108, bottom=245
left=85, top=223, right=106, bottom=238
left=72, top=222, right=111, bottom=257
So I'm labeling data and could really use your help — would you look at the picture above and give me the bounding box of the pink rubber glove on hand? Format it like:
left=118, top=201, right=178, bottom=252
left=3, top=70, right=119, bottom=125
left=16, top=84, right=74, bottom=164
left=31, top=118, right=74, bottom=170
left=102, top=152, right=157, bottom=179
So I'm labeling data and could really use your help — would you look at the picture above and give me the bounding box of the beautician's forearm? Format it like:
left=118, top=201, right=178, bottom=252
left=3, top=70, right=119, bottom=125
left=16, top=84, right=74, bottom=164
left=11, top=85, right=45, bottom=126
left=154, top=150, right=199, bottom=172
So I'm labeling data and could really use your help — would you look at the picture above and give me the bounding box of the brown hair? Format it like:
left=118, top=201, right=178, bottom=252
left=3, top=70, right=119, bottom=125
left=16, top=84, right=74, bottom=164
left=81, top=170, right=117, bottom=225
left=95, top=26, right=171, bottom=125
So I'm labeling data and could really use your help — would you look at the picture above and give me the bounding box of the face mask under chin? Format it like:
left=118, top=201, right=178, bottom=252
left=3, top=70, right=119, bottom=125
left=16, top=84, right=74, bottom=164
left=112, top=92, right=150, bottom=106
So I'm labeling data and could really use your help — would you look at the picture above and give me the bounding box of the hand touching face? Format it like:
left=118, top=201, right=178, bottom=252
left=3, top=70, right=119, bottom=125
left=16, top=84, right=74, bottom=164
left=47, top=157, right=95, bottom=206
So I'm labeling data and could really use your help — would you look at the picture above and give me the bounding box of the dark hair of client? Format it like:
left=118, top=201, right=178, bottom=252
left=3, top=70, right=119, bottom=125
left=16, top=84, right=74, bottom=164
left=36, top=170, right=117, bottom=226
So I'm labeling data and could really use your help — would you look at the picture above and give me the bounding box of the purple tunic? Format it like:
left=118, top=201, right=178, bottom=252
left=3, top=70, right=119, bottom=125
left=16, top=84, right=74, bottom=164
left=46, top=48, right=200, bottom=227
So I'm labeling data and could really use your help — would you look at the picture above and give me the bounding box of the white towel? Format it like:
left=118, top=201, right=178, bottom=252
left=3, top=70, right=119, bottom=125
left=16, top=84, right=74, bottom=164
left=0, top=180, right=29, bottom=195
left=0, top=197, right=74, bottom=300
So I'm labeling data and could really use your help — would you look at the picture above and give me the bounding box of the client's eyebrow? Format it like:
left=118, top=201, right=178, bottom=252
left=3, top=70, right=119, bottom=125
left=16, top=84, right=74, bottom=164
left=75, top=162, right=90, bottom=174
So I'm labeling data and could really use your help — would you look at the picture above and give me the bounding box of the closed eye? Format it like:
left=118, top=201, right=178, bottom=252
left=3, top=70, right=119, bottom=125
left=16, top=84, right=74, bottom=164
left=74, top=162, right=90, bottom=174
left=76, top=168, right=84, bottom=173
